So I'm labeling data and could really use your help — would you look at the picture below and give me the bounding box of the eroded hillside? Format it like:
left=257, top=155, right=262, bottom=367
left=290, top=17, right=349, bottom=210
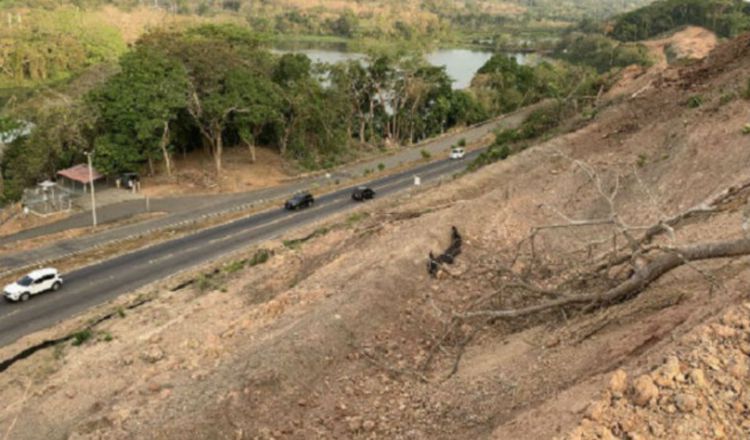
left=0, top=33, right=749, bottom=440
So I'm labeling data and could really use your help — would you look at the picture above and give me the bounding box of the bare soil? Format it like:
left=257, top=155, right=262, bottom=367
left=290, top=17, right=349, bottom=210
left=1, top=33, right=749, bottom=440
left=606, top=26, right=718, bottom=100
left=141, top=147, right=294, bottom=197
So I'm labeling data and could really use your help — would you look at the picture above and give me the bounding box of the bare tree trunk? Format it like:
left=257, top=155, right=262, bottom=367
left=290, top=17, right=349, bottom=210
left=358, top=117, right=366, bottom=143
left=202, top=134, right=212, bottom=156
left=280, top=115, right=296, bottom=156
left=214, top=135, right=223, bottom=173
left=368, top=98, right=375, bottom=142
left=159, top=121, right=173, bottom=176
left=247, top=141, right=256, bottom=163
left=247, top=127, right=262, bottom=164
left=210, top=120, right=223, bottom=174
left=147, top=156, right=155, bottom=176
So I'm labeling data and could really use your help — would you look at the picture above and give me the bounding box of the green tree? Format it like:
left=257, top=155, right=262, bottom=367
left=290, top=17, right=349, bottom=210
left=228, top=71, right=282, bottom=163
left=89, top=46, right=188, bottom=176
left=329, top=60, right=377, bottom=144
left=472, top=54, right=537, bottom=114
left=1, top=101, right=93, bottom=202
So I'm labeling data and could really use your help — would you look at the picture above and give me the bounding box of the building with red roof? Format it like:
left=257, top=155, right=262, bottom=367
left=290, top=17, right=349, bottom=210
left=57, top=164, right=103, bottom=193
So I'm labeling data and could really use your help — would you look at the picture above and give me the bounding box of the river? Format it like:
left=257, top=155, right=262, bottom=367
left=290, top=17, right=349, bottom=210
left=271, top=42, right=533, bottom=90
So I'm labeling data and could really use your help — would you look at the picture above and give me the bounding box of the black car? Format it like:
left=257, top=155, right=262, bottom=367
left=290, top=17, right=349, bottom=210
left=351, top=186, right=375, bottom=202
left=285, top=192, right=315, bottom=210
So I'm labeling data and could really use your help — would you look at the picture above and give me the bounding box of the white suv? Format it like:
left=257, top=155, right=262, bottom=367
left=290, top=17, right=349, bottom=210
left=4, top=268, right=63, bottom=302
left=449, top=147, right=465, bottom=159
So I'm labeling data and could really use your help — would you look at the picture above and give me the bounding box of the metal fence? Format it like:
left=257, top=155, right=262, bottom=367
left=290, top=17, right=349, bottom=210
left=21, top=183, right=73, bottom=217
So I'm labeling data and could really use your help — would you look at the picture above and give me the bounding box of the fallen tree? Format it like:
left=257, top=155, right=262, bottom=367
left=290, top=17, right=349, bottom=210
left=423, top=150, right=750, bottom=377
left=462, top=237, right=750, bottom=320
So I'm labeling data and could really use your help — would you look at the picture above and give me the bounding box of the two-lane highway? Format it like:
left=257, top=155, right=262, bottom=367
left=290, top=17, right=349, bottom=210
left=0, top=150, right=483, bottom=347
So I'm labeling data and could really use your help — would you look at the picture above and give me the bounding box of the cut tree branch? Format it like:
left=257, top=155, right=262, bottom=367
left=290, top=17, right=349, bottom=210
left=462, top=237, right=750, bottom=320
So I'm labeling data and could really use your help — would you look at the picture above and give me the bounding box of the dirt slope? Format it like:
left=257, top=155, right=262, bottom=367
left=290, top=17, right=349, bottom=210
left=606, top=26, right=718, bottom=100
left=1, top=34, right=750, bottom=440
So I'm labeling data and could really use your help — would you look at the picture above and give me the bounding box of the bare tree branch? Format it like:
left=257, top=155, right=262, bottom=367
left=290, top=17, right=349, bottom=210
left=461, top=237, right=750, bottom=320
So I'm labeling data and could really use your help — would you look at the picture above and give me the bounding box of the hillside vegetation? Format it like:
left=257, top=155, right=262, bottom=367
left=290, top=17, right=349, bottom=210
left=551, top=0, right=750, bottom=75
left=1, top=23, right=495, bottom=201
left=0, top=7, right=126, bottom=88
left=612, top=0, right=750, bottom=40
left=0, top=0, right=656, bottom=66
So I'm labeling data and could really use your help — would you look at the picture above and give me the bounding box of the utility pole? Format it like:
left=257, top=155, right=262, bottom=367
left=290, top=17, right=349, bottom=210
left=85, top=151, right=97, bottom=228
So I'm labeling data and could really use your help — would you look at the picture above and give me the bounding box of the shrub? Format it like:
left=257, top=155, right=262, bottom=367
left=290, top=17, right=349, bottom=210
left=420, top=149, right=431, bottom=160
left=468, top=144, right=511, bottom=171
left=470, top=104, right=565, bottom=172
left=687, top=95, right=703, bottom=108
left=517, top=106, right=563, bottom=139
left=743, top=79, right=750, bottom=100
left=249, top=249, right=272, bottom=266
left=457, top=138, right=467, bottom=147
left=224, top=259, right=245, bottom=274
left=377, top=162, right=385, bottom=171
left=196, top=274, right=216, bottom=292
left=497, top=144, right=511, bottom=160
left=742, top=124, right=750, bottom=135
left=637, top=154, right=647, bottom=167
left=71, top=329, right=93, bottom=346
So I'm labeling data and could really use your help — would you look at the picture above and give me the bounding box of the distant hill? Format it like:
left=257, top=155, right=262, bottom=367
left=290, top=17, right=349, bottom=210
left=611, top=0, right=750, bottom=41
left=0, top=0, right=661, bottom=91
left=2, top=0, right=659, bottom=30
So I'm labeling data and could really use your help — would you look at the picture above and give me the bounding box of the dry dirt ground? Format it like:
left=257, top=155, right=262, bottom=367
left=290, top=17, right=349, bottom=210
left=140, top=146, right=294, bottom=198
left=1, top=33, right=750, bottom=440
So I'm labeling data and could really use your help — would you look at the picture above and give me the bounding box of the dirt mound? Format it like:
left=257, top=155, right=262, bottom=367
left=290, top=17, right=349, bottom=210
left=1, top=33, right=750, bottom=440
left=648, top=26, right=718, bottom=66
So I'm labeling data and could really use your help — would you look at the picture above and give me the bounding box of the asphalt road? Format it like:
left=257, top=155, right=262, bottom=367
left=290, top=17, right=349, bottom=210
left=0, top=150, right=483, bottom=348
